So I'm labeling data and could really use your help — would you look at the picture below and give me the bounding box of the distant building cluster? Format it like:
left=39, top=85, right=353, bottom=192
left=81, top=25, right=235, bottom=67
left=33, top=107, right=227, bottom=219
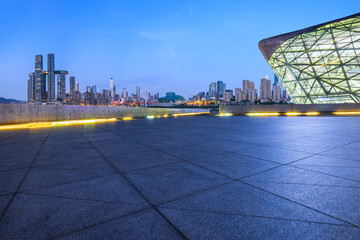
left=27, top=54, right=168, bottom=106
left=189, top=75, right=290, bottom=105
left=28, top=54, right=70, bottom=103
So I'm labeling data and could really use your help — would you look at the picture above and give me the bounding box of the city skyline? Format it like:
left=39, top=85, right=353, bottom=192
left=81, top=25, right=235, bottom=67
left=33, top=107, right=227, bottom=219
left=0, top=0, right=358, bottom=100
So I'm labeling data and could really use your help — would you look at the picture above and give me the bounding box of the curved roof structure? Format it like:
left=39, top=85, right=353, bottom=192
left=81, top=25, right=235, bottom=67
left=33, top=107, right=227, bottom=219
left=258, top=13, right=360, bottom=104
left=259, top=12, right=360, bottom=61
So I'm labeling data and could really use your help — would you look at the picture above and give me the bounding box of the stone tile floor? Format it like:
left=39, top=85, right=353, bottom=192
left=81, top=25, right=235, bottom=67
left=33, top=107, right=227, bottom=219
left=0, top=116, right=360, bottom=239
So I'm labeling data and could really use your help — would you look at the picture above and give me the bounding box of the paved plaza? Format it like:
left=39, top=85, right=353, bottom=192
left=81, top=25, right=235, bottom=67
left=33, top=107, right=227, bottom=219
left=0, top=116, right=360, bottom=239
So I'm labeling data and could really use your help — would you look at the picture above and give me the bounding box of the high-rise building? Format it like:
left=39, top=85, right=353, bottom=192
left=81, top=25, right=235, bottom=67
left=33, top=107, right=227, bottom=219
left=110, top=78, right=116, bottom=100
left=209, top=82, right=216, bottom=98
left=242, top=80, right=256, bottom=102
left=34, top=55, right=46, bottom=101
left=242, top=80, right=249, bottom=100
left=57, top=71, right=66, bottom=100
left=224, top=89, right=233, bottom=103
left=136, top=86, right=140, bottom=98
left=70, top=76, right=75, bottom=101
left=274, top=74, right=279, bottom=86
left=235, top=88, right=242, bottom=103
left=259, top=13, right=360, bottom=104
left=47, top=54, right=55, bottom=101
left=283, top=90, right=289, bottom=100
left=75, top=82, right=79, bottom=91
left=122, top=88, right=128, bottom=98
left=86, top=86, right=91, bottom=93
left=216, top=81, right=225, bottom=98
left=273, top=84, right=282, bottom=102
left=91, top=85, right=97, bottom=94
left=260, top=75, right=272, bottom=102
left=27, top=73, right=35, bottom=102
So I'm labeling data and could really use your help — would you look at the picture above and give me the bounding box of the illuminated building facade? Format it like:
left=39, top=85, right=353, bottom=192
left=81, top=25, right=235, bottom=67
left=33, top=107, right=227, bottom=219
left=57, top=71, right=67, bottom=101
left=34, top=55, right=46, bottom=101
left=259, top=13, right=360, bottom=104
left=47, top=54, right=55, bottom=101
left=70, top=76, right=75, bottom=100
left=28, top=54, right=69, bottom=103
left=209, top=82, right=216, bottom=98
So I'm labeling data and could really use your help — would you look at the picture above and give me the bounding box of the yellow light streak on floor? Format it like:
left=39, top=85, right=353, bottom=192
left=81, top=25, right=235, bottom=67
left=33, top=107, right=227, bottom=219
left=333, top=112, right=360, bottom=115
left=0, top=118, right=117, bottom=131
left=285, top=112, right=302, bottom=116
left=305, top=112, right=320, bottom=115
left=172, top=112, right=209, bottom=117
left=246, top=112, right=280, bottom=116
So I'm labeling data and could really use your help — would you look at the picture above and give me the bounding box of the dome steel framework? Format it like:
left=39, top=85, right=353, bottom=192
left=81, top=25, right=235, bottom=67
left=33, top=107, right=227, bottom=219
left=259, top=13, right=360, bottom=104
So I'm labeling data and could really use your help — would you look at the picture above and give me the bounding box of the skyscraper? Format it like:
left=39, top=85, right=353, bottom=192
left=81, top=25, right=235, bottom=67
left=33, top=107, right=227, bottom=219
left=47, top=54, right=55, bottom=101
left=136, top=86, right=140, bottom=98
left=91, top=85, right=97, bottom=94
left=123, top=88, right=128, bottom=98
left=34, top=55, right=46, bottom=101
left=273, top=84, right=281, bottom=103
left=209, top=82, right=216, bottom=98
left=260, top=75, right=272, bottom=102
left=27, top=73, right=35, bottom=102
left=70, top=76, right=75, bottom=101
left=216, top=81, right=225, bottom=98
left=110, top=78, right=116, bottom=100
left=57, top=71, right=66, bottom=100
left=274, top=74, right=279, bottom=86
left=75, top=82, right=79, bottom=91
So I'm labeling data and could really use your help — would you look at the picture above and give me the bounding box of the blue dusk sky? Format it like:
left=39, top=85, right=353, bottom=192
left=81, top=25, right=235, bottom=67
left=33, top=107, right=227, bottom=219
left=0, top=0, right=358, bottom=100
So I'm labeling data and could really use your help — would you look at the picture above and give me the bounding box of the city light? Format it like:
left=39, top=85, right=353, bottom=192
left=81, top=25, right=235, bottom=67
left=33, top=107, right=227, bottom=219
left=333, top=111, right=360, bottom=115
left=285, top=112, right=302, bottom=116
left=0, top=118, right=117, bottom=131
left=219, top=113, right=233, bottom=116
left=172, top=112, right=209, bottom=117
left=122, top=117, right=133, bottom=120
left=305, top=112, right=320, bottom=115
left=246, top=112, right=280, bottom=116
left=147, top=115, right=155, bottom=119
left=163, top=114, right=169, bottom=117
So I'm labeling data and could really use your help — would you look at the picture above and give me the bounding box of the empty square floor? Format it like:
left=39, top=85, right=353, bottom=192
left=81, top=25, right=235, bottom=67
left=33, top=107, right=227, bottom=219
left=0, top=116, right=360, bottom=239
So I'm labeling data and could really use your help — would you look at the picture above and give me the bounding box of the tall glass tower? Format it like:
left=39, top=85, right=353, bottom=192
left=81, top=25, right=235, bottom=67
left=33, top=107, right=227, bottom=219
left=47, top=54, right=55, bottom=101
left=34, top=55, right=45, bottom=101
left=70, top=76, right=75, bottom=101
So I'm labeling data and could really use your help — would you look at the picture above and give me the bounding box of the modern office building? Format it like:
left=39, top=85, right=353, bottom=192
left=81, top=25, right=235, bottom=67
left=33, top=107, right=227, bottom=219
left=216, top=81, right=226, bottom=98
left=259, top=12, right=360, bottom=104
left=75, top=82, right=79, bottom=91
left=57, top=71, right=67, bottom=101
left=70, top=76, right=75, bottom=101
left=34, top=55, right=46, bottom=101
left=47, top=54, right=55, bottom=101
left=28, top=54, right=69, bottom=103
left=209, top=82, right=216, bottom=98
left=136, top=86, right=140, bottom=98
left=27, top=73, right=35, bottom=102
left=274, top=74, right=279, bottom=86
left=110, top=78, right=116, bottom=100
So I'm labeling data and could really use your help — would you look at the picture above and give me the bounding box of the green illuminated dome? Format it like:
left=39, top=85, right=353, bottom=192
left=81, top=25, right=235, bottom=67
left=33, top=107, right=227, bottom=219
left=259, top=13, right=360, bottom=104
